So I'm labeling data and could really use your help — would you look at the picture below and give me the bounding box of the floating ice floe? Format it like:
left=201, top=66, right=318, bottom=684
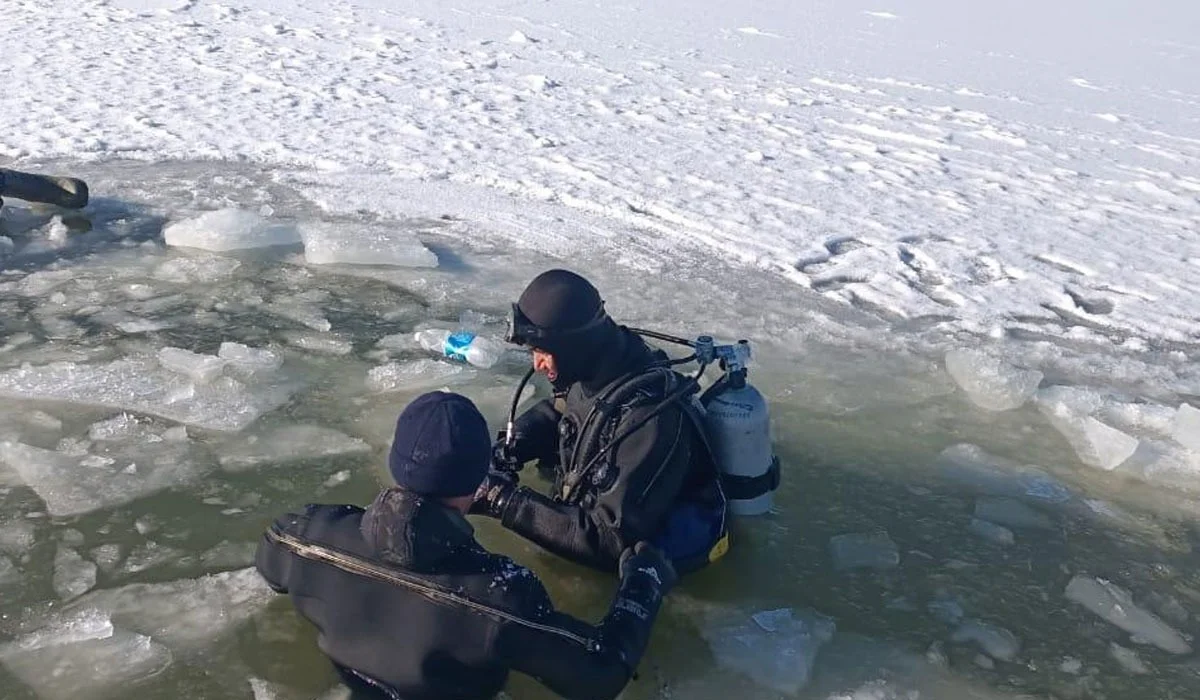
left=366, top=358, right=476, bottom=393
left=1108, top=642, right=1150, bottom=675
left=1064, top=575, right=1191, bottom=654
left=1034, top=387, right=1139, bottom=470
left=0, top=418, right=210, bottom=517
left=1, top=568, right=272, bottom=699
left=698, top=607, right=836, bottom=695
left=830, top=531, right=900, bottom=571
left=0, top=608, right=173, bottom=700
left=944, top=349, right=1043, bottom=411
left=163, top=208, right=302, bottom=252
left=218, top=424, right=370, bottom=471
left=0, top=347, right=294, bottom=432
left=299, top=220, right=438, bottom=267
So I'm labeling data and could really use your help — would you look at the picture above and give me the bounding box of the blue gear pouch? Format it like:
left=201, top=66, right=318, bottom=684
left=652, top=502, right=724, bottom=564
left=444, top=331, right=476, bottom=362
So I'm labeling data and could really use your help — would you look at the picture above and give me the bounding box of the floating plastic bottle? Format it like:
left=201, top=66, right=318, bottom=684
left=414, top=329, right=504, bottom=369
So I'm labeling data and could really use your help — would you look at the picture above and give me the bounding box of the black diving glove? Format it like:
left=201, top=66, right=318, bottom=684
left=618, top=542, right=679, bottom=594
left=491, top=431, right=522, bottom=473
left=470, top=470, right=518, bottom=518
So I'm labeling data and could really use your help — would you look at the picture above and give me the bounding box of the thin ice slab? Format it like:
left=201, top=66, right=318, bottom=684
left=0, top=609, right=173, bottom=700
left=299, top=221, right=438, bottom=267
left=1036, top=388, right=1139, bottom=470
left=698, top=607, right=836, bottom=695
left=1174, top=403, right=1200, bottom=452
left=218, top=425, right=370, bottom=471
left=0, top=355, right=294, bottom=432
left=830, top=531, right=900, bottom=571
left=1065, top=575, right=1191, bottom=654
left=365, top=359, right=476, bottom=393
left=163, top=208, right=301, bottom=252
left=944, top=349, right=1042, bottom=411
left=0, top=436, right=210, bottom=518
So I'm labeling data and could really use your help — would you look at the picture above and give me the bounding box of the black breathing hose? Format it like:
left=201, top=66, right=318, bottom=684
left=505, top=366, right=537, bottom=449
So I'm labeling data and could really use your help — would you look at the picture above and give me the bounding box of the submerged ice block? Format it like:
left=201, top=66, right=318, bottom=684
left=699, top=607, right=836, bottom=695
left=1065, top=575, right=1191, bottom=654
left=218, top=424, right=370, bottom=471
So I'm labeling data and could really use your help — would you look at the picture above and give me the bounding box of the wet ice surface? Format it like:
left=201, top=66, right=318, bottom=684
left=1, top=160, right=1200, bottom=700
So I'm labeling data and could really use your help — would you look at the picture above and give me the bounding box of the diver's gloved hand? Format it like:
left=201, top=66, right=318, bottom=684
left=470, top=470, right=518, bottom=518
left=618, top=542, right=678, bottom=594
left=491, top=432, right=522, bottom=472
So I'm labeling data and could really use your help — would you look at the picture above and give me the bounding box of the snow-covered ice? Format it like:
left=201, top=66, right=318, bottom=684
left=164, top=208, right=301, bottom=252
left=944, top=349, right=1042, bottom=411
left=300, top=221, right=438, bottom=267
left=1064, top=575, right=1192, bottom=655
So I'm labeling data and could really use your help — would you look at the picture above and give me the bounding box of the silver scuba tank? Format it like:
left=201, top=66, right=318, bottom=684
left=699, top=340, right=780, bottom=516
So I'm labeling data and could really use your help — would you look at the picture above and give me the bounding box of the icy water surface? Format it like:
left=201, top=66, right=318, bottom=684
left=1, top=160, right=1199, bottom=700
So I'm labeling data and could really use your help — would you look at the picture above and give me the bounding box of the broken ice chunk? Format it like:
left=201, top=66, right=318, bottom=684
left=0, top=438, right=209, bottom=518
left=944, top=349, right=1042, bottom=411
left=951, top=619, right=1020, bottom=661
left=0, top=356, right=293, bottom=432
left=54, top=546, right=98, bottom=601
left=699, top=607, right=835, bottom=695
left=0, top=518, right=36, bottom=554
left=163, top=208, right=301, bottom=252
left=968, top=518, right=1015, bottom=545
left=123, top=542, right=186, bottom=574
left=153, top=254, right=242, bottom=283
left=974, top=498, right=1054, bottom=531
left=89, top=544, right=123, bottom=573
left=1173, top=403, right=1200, bottom=452
left=285, top=332, right=354, bottom=356
left=217, top=425, right=370, bottom=471
left=158, top=347, right=227, bottom=384
left=1065, top=575, right=1191, bottom=654
left=200, top=541, right=258, bottom=569
left=366, top=359, right=475, bottom=393
left=0, top=555, right=19, bottom=586
left=927, top=598, right=965, bottom=626
left=830, top=531, right=899, bottom=571
left=0, top=609, right=173, bottom=700
left=219, top=342, right=284, bottom=376
left=267, top=301, right=331, bottom=332
left=1035, top=389, right=1139, bottom=470
left=64, top=567, right=274, bottom=651
left=299, top=221, right=438, bottom=268
left=1109, top=642, right=1150, bottom=675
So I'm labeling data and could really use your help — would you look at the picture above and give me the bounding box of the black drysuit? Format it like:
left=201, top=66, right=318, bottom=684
left=254, top=487, right=668, bottom=700
left=496, top=327, right=728, bottom=573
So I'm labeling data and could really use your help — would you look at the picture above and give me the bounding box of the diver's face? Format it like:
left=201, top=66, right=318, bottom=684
left=532, top=348, right=558, bottom=382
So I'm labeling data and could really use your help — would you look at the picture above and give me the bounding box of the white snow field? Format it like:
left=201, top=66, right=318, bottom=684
left=2, top=0, right=1200, bottom=699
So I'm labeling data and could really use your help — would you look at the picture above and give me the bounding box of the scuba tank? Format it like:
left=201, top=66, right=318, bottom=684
left=694, top=337, right=780, bottom=516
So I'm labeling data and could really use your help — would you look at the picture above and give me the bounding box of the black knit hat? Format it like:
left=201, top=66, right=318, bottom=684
left=388, top=391, right=490, bottom=498
left=513, top=269, right=619, bottom=385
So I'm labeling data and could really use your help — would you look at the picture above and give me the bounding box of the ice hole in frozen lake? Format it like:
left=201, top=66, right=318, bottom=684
left=2, top=159, right=1199, bottom=700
